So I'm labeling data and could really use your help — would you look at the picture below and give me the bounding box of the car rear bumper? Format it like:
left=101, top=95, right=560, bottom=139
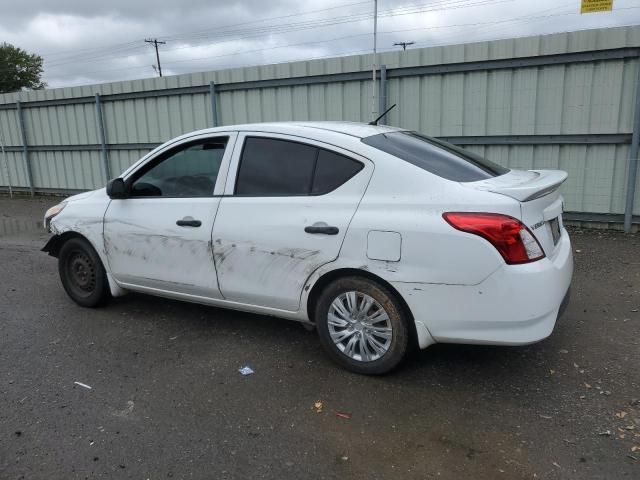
left=393, top=228, right=573, bottom=349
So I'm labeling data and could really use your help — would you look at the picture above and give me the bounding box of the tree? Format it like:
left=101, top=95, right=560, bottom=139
left=0, top=43, right=46, bottom=93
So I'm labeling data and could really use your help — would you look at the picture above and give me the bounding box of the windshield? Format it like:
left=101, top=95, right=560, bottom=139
left=361, top=131, right=509, bottom=182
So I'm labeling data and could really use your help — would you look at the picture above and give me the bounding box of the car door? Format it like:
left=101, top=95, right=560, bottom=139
left=103, top=133, right=237, bottom=298
left=211, top=132, right=373, bottom=311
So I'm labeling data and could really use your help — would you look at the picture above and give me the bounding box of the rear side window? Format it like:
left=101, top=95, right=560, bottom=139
left=236, top=137, right=363, bottom=196
left=312, top=150, right=363, bottom=194
left=236, top=137, right=316, bottom=195
left=361, top=131, right=508, bottom=182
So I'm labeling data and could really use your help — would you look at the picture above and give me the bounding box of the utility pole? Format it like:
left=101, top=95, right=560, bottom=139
left=394, top=41, right=415, bottom=51
left=371, top=0, right=378, bottom=121
left=0, top=128, right=12, bottom=198
left=145, top=38, right=166, bottom=77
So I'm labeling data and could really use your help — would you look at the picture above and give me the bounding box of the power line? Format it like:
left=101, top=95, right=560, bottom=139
left=22, top=1, right=610, bottom=77
left=394, top=41, right=415, bottom=50
left=39, top=0, right=372, bottom=60
left=40, top=0, right=372, bottom=68
left=144, top=39, right=166, bottom=77
left=160, top=0, right=508, bottom=47
left=160, top=0, right=372, bottom=43
left=44, top=0, right=509, bottom=68
left=129, top=3, right=576, bottom=68
left=36, top=3, right=640, bottom=83
left=39, top=0, right=458, bottom=65
left=54, top=16, right=640, bottom=88
left=39, top=3, right=602, bottom=79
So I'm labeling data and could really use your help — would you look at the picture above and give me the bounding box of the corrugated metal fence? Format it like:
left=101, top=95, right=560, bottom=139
left=1, top=26, right=639, bottom=230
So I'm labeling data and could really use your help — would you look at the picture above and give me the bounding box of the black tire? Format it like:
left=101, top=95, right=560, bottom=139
left=315, top=276, right=409, bottom=375
left=58, top=237, right=111, bottom=308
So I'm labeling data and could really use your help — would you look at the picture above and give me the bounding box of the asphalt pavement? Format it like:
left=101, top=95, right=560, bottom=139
left=0, top=196, right=639, bottom=479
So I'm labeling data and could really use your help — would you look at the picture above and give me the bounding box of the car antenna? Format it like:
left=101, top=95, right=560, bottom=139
left=368, top=104, right=396, bottom=126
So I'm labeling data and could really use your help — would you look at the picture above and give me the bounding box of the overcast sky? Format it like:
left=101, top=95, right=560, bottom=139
left=1, top=0, right=639, bottom=88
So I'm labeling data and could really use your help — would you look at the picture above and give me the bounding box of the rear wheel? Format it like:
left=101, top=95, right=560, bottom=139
left=58, top=237, right=110, bottom=308
left=315, top=276, right=409, bottom=375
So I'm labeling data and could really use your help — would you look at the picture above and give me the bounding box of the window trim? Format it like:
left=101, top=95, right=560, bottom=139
left=233, top=135, right=364, bottom=197
left=125, top=135, right=230, bottom=199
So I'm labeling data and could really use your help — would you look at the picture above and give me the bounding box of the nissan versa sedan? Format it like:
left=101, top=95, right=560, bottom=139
left=42, top=122, right=573, bottom=374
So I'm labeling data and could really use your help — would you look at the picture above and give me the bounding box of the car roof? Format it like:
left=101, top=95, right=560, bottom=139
left=190, top=121, right=406, bottom=140
left=123, top=122, right=408, bottom=179
left=276, top=121, right=405, bottom=138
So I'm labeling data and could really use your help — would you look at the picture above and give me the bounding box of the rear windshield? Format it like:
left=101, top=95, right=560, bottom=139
left=361, top=131, right=509, bottom=182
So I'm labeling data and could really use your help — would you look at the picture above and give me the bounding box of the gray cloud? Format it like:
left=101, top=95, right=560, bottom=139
left=0, top=0, right=638, bottom=88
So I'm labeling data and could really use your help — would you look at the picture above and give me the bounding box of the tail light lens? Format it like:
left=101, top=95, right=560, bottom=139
left=443, top=212, right=545, bottom=265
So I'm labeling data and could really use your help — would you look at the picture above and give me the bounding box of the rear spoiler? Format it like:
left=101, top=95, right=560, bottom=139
left=464, top=169, right=568, bottom=202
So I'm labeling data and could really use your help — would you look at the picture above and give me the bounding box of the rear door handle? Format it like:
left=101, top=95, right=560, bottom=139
left=304, top=225, right=339, bottom=235
left=176, top=217, right=202, bottom=227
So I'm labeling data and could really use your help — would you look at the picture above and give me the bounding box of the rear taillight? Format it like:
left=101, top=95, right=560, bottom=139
left=442, top=212, right=545, bottom=265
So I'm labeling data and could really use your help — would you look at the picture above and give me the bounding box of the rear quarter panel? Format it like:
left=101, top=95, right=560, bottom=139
left=334, top=153, right=522, bottom=286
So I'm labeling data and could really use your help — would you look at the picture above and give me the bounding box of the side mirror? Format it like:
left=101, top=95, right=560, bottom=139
left=106, top=178, right=127, bottom=199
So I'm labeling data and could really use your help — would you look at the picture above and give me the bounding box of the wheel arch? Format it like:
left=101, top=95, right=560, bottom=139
left=42, top=231, right=88, bottom=258
left=43, top=231, right=126, bottom=297
left=305, top=267, right=419, bottom=349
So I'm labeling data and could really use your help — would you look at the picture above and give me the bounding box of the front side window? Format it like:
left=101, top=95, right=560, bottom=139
left=361, top=131, right=509, bottom=182
left=235, top=137, right=363, bottom=196
left=130, top=137, right=228, bottom=197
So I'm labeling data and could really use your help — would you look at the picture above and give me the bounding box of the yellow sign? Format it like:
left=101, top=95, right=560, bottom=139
left=581, top=0, right=613, bottom=13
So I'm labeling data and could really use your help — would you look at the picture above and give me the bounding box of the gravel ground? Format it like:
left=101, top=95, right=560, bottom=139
left=0, top=195, right=639, bottom=480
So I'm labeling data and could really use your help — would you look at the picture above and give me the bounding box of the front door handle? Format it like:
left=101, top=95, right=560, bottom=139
left=305, top=225, right=339, bottom=235
left=176, top=217, right=202, bottom=227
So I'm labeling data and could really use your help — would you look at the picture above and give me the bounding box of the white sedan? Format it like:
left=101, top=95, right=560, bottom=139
left=43, top=122, right=573, bottom=374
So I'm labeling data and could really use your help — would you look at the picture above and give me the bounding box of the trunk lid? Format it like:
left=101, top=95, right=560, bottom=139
left=463, top=169, right=567, bottom=256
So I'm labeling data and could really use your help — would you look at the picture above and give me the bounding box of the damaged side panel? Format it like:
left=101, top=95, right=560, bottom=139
left=103, top=197, right=223, bottom=298
left=212, top=132, right=375, bottom=312
left=46, top=189, right=109, bottom=262
left=46, top=188, right=126, bottom=297
left=213, top=235, right=325, bottom=311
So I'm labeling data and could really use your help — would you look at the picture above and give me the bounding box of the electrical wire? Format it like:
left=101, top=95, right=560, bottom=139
left=50, top=2, right=584, bottom=76
left=44, top=0, right=511, bottom=68
left=51, top=3, right=636, bottom=81
left=41, top=0, right=373, bottom=63
left=159, top=3, right=573, bottom=68
left=32, top=2, right=640, bottom=85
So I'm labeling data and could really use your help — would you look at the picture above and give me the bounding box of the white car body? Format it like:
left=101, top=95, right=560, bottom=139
left=44, top=122, right=573, bottom=353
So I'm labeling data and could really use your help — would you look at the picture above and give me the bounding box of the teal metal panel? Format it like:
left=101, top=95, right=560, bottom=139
left=463, top=71, right=488, bottom=136
left=419, top=75, right=443, bottom=136
left=0, top=150, right=29, bottom=187
left=0, top=109, right=22, bottom=145
left=30, top=150, right=103, bottom=190
left=327, top=82, right=346, bottom=121
left=465, top=143, right=630, bottom=214
left=441, top=73, right=464, bottom=136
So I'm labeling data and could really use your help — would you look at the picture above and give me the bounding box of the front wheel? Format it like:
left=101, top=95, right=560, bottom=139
left=58, top=237, right=111, bottom=308
left=315, top=276, right=410, bottom=375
